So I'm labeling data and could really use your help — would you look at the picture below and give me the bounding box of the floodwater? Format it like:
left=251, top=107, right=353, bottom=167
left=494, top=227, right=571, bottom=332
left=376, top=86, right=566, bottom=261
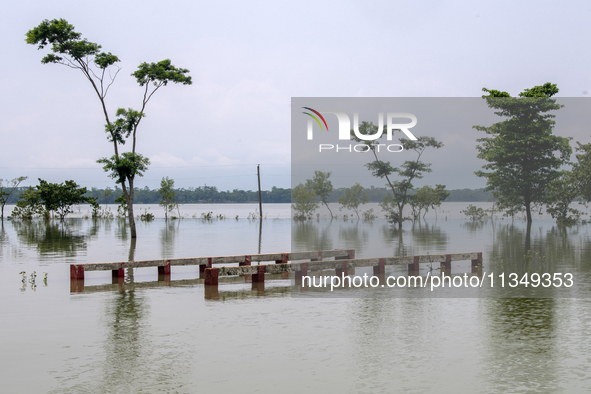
left=1, top=203, right=591, bottom=393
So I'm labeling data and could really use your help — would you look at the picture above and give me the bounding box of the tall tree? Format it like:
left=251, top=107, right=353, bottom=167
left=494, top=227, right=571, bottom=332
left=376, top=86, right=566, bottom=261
left=26, top=19, right=192, bottom=238
left=352, top=121, right=443, bottom=229
left=305, top=171, right=334, bottom=219
left=474, top=83, right=572, bottom=227
left=0, top=176, right=27, bottom=220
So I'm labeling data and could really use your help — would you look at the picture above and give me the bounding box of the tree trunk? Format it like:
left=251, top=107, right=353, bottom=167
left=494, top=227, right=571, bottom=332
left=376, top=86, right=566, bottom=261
left=128, top=237, right=137, bottom=261
left=324, top=201, right=333, bottom=219
left=398, top=205, right=403, bottom=230
left=126, top=180, right=137, bottom=238
left=525, top=202, right=532, bottom=228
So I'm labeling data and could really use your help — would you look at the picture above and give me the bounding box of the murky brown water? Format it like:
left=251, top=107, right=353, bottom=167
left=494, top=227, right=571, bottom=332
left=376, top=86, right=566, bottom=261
left=1, top=203, right=590, bottom=393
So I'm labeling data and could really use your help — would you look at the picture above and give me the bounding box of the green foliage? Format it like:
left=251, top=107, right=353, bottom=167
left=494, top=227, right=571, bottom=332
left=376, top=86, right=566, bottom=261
left=573, top=141, right=591, bottom=204
left=114, top=193, right=128, bottom=218
left=83, top=185, right=293, bottom=204
left=461, top=204, right=489, bottom=221
left=25, top=19, right=114, bottom=67
left=133, top=59, right=192, bottom=87
left=11, top=179, right=97, bottom=220
left=474, top=83, right=572, bottom=225
left=353, top=121, right=444, bottom=229
left=97, top=152, right=150, bottom=185
left=104, top=108, right=145, bottom=145
left=10, top=187, right=44, bottom=220
left=37, top=179, right=98, bottom=220
left=545, top=171, right=582, bottom=226
left=0, top=176, right=28, bottom=220
left=91, top=205, right=113, bottom=219
left=139, top=208, right=154, bottom=221
left=338, top=183, right=368, bottom=219
left=158, top=177, right=178, bottom=220
left=362, top=208, right=378, bottom=221
left=305, top=171, right=334, bottom=218
left=410, top=184, right=449, bottom=220
left=292, top=183, right=319, bottom=220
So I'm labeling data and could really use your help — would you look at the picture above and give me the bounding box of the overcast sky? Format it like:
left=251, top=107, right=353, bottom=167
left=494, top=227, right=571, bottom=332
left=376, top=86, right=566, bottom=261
left=2, top=0, right=591, bottom=192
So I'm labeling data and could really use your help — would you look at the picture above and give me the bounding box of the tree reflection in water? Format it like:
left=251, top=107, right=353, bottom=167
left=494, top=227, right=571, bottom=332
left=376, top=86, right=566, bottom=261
left=98, top=289, right=151, bottom=393
left=482, top=298, right=559, bottom=393
left=12, top=219, right=87, bottom=257
left=160, top=220, right=178, bottom=259
left=292, top=220, right=334, bottom=251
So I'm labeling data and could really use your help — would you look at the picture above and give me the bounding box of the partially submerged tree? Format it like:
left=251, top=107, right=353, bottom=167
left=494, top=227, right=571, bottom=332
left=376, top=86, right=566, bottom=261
left=461, top=204, right=489, bottom=221
left=26, top=19, right=192, bottom=238
left=338, top=183, right=368, bottom=219
left=0, top=176, right=27, bottom=220
left=410, top=184, right=449, bottom=220
left=352, top=121, right=443, bottom=229
left=292, top=183, right=319, bottom=220
left=11, top=179, right=98, bottom=220
left=10, top=187, right=43, bottom=220
left=305, top=171, right=334, bottom=219
left=545, top=171, right=582, bottom=226
left=474, top=83, right=572, bottom=227
left=158, top=176, right=178, bottom=220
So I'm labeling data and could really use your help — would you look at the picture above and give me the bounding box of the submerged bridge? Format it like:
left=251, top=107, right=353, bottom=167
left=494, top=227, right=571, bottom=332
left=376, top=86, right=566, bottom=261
left=70, top=250, right=483, bottom=291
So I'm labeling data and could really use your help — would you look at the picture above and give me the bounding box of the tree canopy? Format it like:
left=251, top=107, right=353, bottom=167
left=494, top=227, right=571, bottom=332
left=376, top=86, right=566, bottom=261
left=474, top=83, right=572, bottom=226
left=11, top=179, right=98, bottom=220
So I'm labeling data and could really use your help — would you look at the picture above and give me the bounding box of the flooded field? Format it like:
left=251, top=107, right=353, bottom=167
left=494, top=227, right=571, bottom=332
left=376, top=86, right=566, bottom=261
left=1, top=203, right=590, bottom=393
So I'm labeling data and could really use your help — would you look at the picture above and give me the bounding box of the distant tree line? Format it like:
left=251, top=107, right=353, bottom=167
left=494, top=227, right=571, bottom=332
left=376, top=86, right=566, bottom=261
left=86, top=185, right=293, bottom=204
left=1, top=185, right=496, bottom=205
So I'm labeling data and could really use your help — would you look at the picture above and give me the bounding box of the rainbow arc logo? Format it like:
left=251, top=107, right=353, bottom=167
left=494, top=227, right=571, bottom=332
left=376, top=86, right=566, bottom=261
left=301, top=107, right=328, bottom=131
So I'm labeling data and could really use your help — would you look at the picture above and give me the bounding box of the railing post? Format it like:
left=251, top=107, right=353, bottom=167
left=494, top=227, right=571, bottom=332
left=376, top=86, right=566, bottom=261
left=374, top=258, right=386, bottom=275
left=335, top=261, right=349, bottom=277
left=158, top=259, right=171, bottom=278
left=70, top=264, right=84, bottom=281
left=295, top=262, right=308, bottom=282
left=408, top=256, right=420, bottom=275
left=252, top=265, right=266, bottom=282
left=336, top=250, right=354, bottom=275
left=200, top=257, right=212, bottom=277
left=441, top=254, right=452, bottom=274
left=112, top=267, right=124, bottom=279
left=205, top=268, right=219, bottom=286
left=471, top=252, right=483, bottom=275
